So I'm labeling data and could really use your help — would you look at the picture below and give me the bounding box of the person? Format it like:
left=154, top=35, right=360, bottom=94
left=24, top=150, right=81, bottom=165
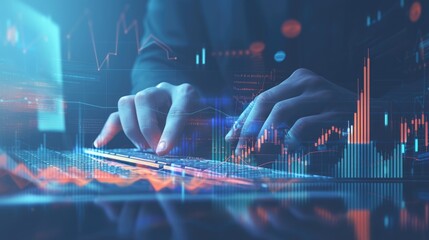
left=93, top=0, right=416, bottom=156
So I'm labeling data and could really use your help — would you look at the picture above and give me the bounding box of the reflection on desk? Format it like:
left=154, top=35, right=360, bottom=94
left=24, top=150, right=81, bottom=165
left=0, top=181, right=428, bottom=239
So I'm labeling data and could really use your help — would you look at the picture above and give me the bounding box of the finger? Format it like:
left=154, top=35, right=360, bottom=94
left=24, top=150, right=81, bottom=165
left=234, top=90, right=282, bottom=157
left=134, top=88, right=170, bottom=151
left=227, top=69, right=318, bottom=148
left=156, top=83, right=198, bottom=155
left=286, top=112, right=342, bottom=149
left=93, top=112, right=122, bottom=148
left=225, top=100, right=254, bottom=142
left=257, top=94, right=324, bottom=139
left=118, top=95, right=149, bottom=150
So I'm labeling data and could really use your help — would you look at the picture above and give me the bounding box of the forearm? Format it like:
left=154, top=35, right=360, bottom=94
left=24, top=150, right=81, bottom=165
left=131, top=0, right=206, bottom=94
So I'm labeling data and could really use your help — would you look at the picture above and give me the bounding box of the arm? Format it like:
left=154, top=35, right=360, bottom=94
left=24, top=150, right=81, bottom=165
left=94, top=0, right=206, bottom=155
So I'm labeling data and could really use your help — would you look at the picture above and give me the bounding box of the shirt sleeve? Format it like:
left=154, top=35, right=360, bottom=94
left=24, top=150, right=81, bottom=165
left=131, top=0, right=207, bottom=94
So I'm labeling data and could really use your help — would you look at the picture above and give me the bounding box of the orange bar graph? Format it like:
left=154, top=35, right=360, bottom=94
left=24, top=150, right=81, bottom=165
left=312, top=50, right=428, bottom=152
left=399, top=114, right=429, bottom=149
left=349, top=53, right=371, bottom=144
left=363, top=65, right=367, bottom=143
left=405, top=122, right=408, bottom=143
left=367, top=56, right=371, bottom=143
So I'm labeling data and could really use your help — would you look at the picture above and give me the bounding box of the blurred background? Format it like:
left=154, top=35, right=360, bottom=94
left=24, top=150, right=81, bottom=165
left=0, top=0, right=150, bottom=149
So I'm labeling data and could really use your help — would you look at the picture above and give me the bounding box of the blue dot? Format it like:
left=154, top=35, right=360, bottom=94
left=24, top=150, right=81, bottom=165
left=274, top=51, right=286, bottom=62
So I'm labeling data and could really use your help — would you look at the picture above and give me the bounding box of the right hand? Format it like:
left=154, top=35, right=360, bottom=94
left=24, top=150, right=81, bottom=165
left=93, top=82, right=201, bottom=156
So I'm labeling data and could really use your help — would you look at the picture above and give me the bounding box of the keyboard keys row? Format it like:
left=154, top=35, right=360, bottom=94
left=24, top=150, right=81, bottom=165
left=83, top=148, right=304, bottom=180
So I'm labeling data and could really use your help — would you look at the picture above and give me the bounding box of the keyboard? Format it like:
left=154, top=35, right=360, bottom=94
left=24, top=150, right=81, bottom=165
left=1, top=148, right=328, bottom=192
left=84, top=148, right=326, bottom=181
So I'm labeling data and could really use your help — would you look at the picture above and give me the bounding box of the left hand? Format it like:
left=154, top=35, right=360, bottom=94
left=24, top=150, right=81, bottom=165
left=225, top=68, right=356, bottom=156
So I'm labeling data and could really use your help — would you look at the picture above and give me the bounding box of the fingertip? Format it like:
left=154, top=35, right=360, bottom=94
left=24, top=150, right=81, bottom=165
left=93, top=136, right=102, bottom=148
left=155, top=140, right=168, bottom=156
left=225, top=130, right=233, bottom=142
left=234, top=149, right=241, bottom=161
left=95, top=112, right=121, bottom=149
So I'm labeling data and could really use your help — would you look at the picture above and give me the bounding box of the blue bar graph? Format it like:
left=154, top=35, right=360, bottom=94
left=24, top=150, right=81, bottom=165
left=384, top=112, right=388, bottom=126
left=415, top=138, right=419, bottom=152
left=202, top=47, right=206, bottom=65
left=195, top=48, right=206, bottom=65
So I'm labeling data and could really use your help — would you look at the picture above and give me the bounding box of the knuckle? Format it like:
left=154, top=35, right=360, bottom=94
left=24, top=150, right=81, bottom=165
left=255, top=91, right=274, bottom=105
left=177, top=83, right=196, bottom=96
left=118, top=95, right=134, bottom=108
left=272, top=101, right=285, bottom=113
left=180, top=83, right=192, bottom=89
left=156, top=81, right=170, bottom=89
left=295, top=117, right=312, bottom=129
left=293, top=68, right=312, bottom=76
left=135, top=87, right=158, bottom=102
left=290, top=68, right=318, bottom=85
left=140, top=87, right=159, bottom=96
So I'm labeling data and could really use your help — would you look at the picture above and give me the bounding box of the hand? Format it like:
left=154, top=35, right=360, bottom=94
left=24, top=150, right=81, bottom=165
left=93, top=82, right=201, bottom=155
left=225, top=68, right=355, bottom=156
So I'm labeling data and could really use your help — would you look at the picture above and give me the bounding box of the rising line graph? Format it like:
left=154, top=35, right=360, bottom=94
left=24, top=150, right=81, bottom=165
left=67, top=6, right=177, bottom=71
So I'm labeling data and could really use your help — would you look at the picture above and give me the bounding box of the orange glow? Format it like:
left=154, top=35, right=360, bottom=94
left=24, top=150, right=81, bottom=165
left=400, top=204, right=429, bottom=231
left=347, top=210, right=370, bottom=240
left=0, top=154, right=252, bottom=192
left=249, top=41, right=266, bottom=55
left=255, top=206, right=269, bottom=224
left=6, top=25, right=19, bottom=45
left=281, top=19, right=302, bottom=39
left=409, top=1, right=422, bottom=22
left=314, top=207, right=342, bottom=224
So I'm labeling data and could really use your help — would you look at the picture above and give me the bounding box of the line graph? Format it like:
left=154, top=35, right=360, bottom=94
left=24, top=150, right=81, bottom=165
left=0, top=150, right=253, bottom=192
left=67, top=6, right=177, bottom=71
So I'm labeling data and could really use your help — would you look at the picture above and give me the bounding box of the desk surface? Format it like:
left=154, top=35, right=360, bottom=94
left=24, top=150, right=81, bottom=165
left=0, top=179, right=428, bottom=240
